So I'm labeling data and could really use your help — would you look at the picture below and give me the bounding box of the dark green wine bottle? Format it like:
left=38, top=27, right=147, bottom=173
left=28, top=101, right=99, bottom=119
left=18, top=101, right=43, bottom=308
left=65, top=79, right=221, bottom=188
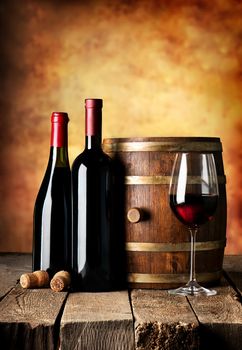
left=72, top=99, right=115, bottom=291
left=32, top=112, right=72, bottom=278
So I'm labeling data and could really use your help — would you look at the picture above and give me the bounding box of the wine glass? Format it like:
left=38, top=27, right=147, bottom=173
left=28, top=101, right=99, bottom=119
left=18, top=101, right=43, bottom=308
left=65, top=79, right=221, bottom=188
left=168, top=152, right=219, bottom=296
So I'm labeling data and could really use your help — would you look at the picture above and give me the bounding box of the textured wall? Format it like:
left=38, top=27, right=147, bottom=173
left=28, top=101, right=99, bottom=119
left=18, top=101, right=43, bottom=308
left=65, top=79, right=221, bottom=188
left=0, top=0, right=242, bottom=253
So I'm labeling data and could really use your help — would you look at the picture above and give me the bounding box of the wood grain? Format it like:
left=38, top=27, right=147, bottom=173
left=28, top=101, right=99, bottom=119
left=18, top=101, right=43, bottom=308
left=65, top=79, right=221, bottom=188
left=223, top=255, right=242, bottom=295
left=188, top=279, right=242, bottom=350
left=131, top=289, right=199, bottom=350
left=60, top=291, right=134, bottom=350
left=0, top=254, right=242, bottom=349
left=0, top=253, right=31, bottom=299
left=0, top=284, right=67, bottom=350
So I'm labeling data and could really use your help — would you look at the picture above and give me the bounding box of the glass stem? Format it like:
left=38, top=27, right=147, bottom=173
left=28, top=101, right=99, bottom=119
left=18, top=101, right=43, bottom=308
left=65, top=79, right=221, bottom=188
left=189, top=228, right=198, bottom=283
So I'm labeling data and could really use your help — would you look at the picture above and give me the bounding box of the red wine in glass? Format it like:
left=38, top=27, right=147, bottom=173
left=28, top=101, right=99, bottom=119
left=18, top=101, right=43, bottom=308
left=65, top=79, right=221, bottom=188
left=168, top=152, right=219, bottom=296
left=170, top=193, right=218, bottom=228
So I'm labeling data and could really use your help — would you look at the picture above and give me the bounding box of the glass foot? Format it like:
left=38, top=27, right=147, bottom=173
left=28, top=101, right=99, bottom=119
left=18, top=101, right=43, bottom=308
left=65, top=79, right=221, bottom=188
left=168, top=280, right=217, bottom=296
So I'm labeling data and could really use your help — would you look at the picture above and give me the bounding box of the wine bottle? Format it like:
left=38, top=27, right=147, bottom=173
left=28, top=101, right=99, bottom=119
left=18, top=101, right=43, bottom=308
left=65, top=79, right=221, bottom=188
left=32, top=112, right=72, bottom=278
left=72, top=99, right=114, bottom=292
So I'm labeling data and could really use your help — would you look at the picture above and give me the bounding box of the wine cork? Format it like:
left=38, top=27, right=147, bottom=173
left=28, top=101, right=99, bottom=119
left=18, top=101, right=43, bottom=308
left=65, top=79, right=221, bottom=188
left=20, top=270, right=49, bottom=289
left=50, top=271, right=71, bottom=292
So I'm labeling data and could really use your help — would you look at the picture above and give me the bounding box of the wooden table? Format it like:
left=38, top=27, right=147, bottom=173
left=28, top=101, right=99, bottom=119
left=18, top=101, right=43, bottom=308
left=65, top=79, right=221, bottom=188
left=0, top=254, right=241, bottom=350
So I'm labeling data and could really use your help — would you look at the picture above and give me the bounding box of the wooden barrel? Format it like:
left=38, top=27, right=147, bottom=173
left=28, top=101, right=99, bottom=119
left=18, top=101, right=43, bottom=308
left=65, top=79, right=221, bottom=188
left=103, top=137, right=227, bottom=289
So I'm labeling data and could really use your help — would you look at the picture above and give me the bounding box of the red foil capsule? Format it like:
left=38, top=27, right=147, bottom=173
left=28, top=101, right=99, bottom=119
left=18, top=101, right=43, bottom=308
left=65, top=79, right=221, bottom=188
left=50, top=112, right=69, bottom=147
left=85, top=99, right=102, bottom=136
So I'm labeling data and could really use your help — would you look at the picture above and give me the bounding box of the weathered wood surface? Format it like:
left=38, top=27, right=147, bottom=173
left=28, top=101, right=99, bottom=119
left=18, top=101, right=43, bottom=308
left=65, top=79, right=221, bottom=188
left=60, top=291, right=134, bottom=350
left=223, top=255, right=242, bottom=295
left=131, top=289, right=199, bottom=350
left=0, top=253, right=31, bottom=299
left=188, top=280, right=242, bottom=350
left=0, top=254, right=241, bottom=350
left=189, top=287, right=242, bottom=350
left=0, top=284, right=67, bottom=350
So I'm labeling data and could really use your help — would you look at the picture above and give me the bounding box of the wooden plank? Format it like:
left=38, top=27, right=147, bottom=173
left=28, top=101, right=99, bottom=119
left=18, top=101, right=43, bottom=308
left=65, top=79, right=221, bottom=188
left=131, top=289, right=199, bottom=350
left=0, top=254, right=241, bottom=349
left=223, top=255, right=242, bottom=294
left=0, top=253, right=31, bottom=299
left=0, top=284, right=67, bottom=350
left=188, top=281, right=242, bottom=350
left=60, top=291, right=134, bottom=350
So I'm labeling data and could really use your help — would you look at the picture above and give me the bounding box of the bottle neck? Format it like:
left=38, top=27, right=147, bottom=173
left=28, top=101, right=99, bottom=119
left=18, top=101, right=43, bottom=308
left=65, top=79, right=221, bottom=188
left=85, top=135, right=102, bottom=150
left=85, top=101, right=102, bottom=150
left=50, top=112, right=69, bottom=167
left=50, top=147, right=69, bottom=167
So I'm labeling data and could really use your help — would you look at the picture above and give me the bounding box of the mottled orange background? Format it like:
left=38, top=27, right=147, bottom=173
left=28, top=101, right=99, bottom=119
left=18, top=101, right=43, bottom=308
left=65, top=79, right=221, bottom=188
left=0, top=0, right=242, bottom=253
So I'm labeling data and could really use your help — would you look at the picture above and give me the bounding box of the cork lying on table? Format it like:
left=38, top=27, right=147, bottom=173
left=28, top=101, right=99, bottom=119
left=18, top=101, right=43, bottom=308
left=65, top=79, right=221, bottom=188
left=50, top=271, right=71, bottom=292
left=20, top=270, right=49, bottom=289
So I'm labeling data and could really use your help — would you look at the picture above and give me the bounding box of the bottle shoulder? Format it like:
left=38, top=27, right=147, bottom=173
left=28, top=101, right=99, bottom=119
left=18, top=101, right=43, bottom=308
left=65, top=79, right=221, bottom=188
left=72, top=148, right=112, bottom=169
left=35, top=161, right=71, bottom=201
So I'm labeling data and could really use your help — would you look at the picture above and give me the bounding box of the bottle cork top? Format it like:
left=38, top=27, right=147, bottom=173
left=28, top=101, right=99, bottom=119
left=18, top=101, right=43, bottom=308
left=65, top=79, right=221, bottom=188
left=85, top=99, right=103, bottom=108
left=51, top=112, right=69, bottom=123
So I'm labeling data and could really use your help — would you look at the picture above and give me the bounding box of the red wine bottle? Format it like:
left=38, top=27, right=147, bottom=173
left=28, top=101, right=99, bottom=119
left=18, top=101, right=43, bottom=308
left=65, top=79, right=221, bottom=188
left=33, top=112, right=72, bottom=278
left=72, top=99, right=114, bottom=291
